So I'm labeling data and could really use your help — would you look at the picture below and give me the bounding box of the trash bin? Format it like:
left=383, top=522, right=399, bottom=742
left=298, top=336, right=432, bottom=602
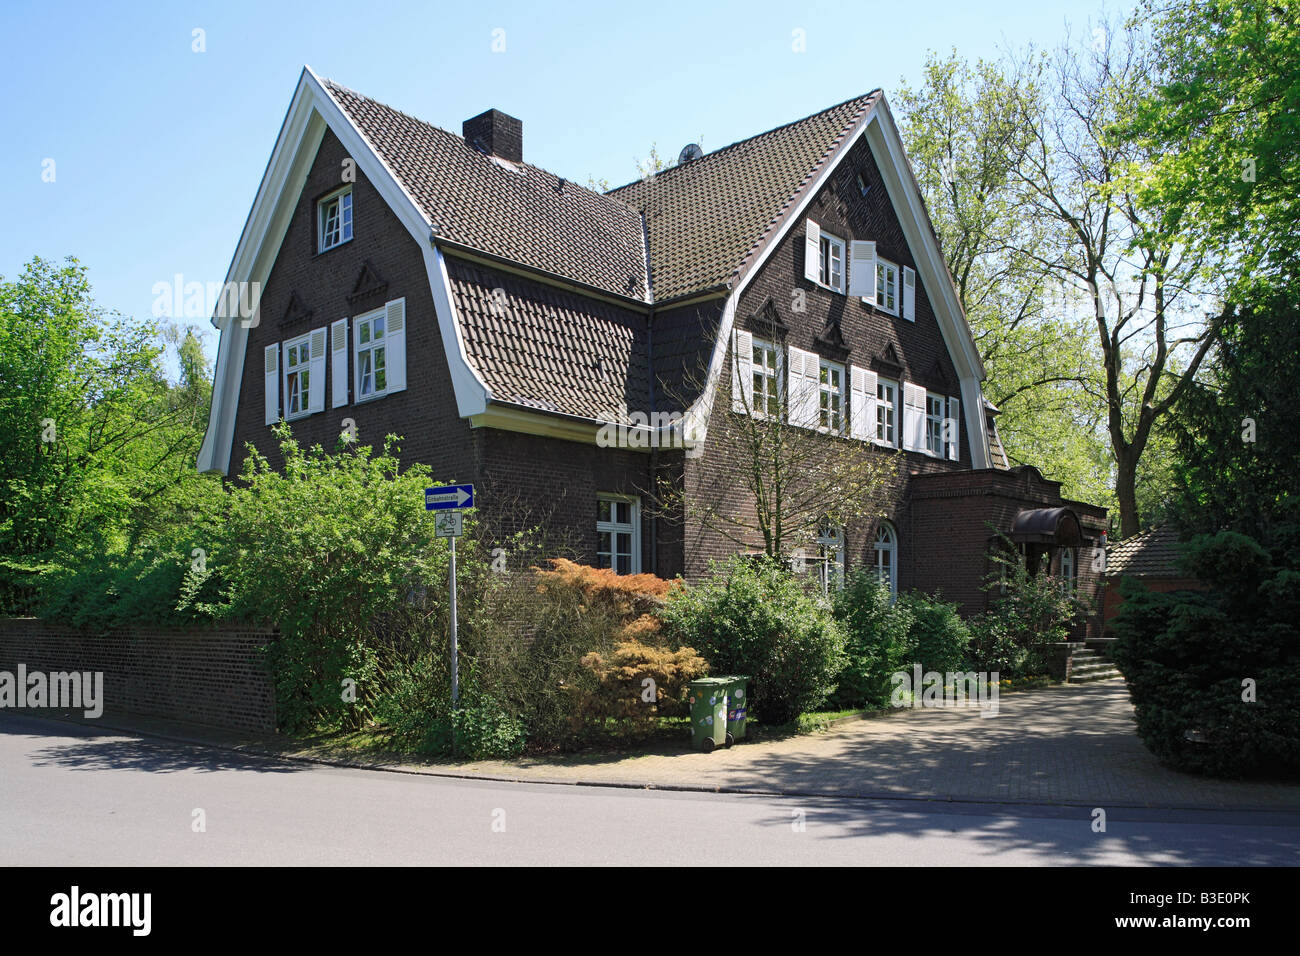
left=721, top=675, right=751, bottom=743
left=688, top=678, right=729, bottom=752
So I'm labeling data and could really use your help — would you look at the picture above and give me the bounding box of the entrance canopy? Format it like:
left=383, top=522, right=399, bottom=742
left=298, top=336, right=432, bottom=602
left=1010, top=507, right=1083, bottom=546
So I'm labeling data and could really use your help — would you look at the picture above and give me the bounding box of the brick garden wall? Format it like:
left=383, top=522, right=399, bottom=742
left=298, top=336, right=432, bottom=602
left=0, top=619, right=276, bottom=733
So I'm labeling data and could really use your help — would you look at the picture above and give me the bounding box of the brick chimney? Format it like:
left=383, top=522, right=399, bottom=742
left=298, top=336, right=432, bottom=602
left=463, top=109, right=523, bottom=163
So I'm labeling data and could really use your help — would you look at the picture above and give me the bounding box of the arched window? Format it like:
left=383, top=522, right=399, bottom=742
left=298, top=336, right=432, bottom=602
left=1059, top=546, right=1076, bottom=593
left=874, top=521, right=898, bottom=596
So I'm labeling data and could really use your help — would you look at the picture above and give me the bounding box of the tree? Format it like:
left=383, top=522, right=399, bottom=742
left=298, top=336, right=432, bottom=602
left=896, top=51, right=1112, bottom=508
left=1121, top=0, right=1300, bottom=308
left=0, top=257, right=216, bottom=611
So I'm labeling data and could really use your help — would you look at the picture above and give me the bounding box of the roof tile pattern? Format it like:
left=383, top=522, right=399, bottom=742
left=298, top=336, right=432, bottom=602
left=323, top=80, right=648, bottom=299
left=1107, top=526, right=1187, bottom=577
left=610, top=94, right=877, bottom=301
left=446, top=257, right=649, bottom=424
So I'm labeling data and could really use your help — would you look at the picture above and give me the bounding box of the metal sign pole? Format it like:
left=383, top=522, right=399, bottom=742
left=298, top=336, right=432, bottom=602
left=449, top=532, right=458, bottom=710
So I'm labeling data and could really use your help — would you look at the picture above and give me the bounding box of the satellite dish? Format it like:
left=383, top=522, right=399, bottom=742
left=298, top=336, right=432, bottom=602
left=678, top=143, right=704, bottom=165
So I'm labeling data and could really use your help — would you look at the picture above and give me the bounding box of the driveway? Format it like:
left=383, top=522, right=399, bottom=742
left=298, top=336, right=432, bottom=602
left=455, top=680, right=1300, bottom=810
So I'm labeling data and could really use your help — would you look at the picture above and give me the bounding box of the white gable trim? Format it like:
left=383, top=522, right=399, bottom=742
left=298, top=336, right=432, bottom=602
left=682, top=94, right=992, bottom=469
left=197, top=66, right=490, bottom=474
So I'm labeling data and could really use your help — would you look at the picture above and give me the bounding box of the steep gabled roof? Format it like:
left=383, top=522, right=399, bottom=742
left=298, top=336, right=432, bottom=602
left=322, top=80, right=649, bottom=300
left=610, top=93, right=878, bottom=301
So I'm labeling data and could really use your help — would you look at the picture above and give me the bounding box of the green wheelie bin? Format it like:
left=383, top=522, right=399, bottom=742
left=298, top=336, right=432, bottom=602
left=722, top=675, right=751, bottom=743
left=688, top=677, right=729, bottom=752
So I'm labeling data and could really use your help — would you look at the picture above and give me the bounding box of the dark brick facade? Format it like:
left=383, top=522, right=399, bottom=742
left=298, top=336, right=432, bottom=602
left=0, top=619, right=276, bottom=732
left=224, top=114, right=1106, bottom=610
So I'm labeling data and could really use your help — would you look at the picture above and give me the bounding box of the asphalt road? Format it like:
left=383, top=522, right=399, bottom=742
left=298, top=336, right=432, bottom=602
left=2, top=714, right=1297, bottom=866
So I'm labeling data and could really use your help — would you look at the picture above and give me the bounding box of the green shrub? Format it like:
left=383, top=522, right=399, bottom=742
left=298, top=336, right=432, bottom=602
left=828, top=570, right=913, bottom=708
left=450, top=697, right=527, bottom=760
left=1111, top=530, right=1300, bottom=778
left=660, top=556, right=846, bottom=725
left=900, top=591, right=971, bottom=676
left=966, top=554, right=1085, bottom=676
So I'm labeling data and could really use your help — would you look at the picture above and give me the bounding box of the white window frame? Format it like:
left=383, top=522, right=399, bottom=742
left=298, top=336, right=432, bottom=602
left=353, top=307, right=388, bottom=402
left=875, top=258, right=900, bottom=316
left=1059, top=547, right=1077, bottom=593
left=318, top=186, right=354, bottom=252
left=818, top=359, right=846, bottom=433
left=925, top=392, right=946, bottom=456
left=282, top=333, right=312, bottom=421
left=751, top=338, right=782, bottom=419
left=818, top=231, right=846, bottom=294
left=876, top=378, right=898, bottom=447
left=815, top=521, right=847, bottom=595
left=596, top=494, right=641, bottom=575
left=874, top=522, right=899, bottom=596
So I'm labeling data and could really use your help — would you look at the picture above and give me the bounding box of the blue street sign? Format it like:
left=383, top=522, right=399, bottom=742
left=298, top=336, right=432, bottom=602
left=425, top=483, right=474, bottom=511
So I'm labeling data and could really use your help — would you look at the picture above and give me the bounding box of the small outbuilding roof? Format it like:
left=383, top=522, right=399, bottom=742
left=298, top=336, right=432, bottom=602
left=1106, top=526, right=1186, bottom=577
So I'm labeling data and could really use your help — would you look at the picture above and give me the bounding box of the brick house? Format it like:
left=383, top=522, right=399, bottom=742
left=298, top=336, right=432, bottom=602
left=197, top=67, right=1106, bottom=626
left=1102, top=526, right=1203, bottom=630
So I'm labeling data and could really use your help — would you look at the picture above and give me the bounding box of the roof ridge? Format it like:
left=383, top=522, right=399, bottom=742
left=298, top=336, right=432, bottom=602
left=605, top=90, right=879, bottom=195
left=319, top=77, right=642, bottom=217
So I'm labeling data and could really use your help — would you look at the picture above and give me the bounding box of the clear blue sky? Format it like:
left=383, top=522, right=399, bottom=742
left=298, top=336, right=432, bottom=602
left=1, top=0, right=1132, bottom=369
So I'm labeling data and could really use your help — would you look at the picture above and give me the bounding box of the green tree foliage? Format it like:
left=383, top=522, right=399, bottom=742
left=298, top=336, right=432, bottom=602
left=0, top=256, right=216, bottom=612
left=659, top=557, right=847, bottom=724
left=828, top=570, right=914, bottom=708
left=1111, top=531, right=1300, bottom=777
left=1121, top=0, right=1300, bottom=307
left=1167, top=294, right=1299, bottom=539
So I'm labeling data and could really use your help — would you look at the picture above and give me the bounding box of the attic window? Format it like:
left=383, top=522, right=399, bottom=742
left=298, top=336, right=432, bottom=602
left=856, top=171, right=870, bottom=197
left=318, top=186, right=353, bottom=252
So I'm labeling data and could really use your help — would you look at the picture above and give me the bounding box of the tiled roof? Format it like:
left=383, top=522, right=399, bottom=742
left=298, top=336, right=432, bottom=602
left=446, top=257, right=649, bottom=424
left=1107, top=526, right=1187, bottom=577
left=322, top=80, right=649, bottom=300
left=609, top=93, right=878, bottom=301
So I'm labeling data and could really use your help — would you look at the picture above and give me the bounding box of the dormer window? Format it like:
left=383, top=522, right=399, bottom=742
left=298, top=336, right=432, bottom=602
left=318, top=186, right=353, bottom=252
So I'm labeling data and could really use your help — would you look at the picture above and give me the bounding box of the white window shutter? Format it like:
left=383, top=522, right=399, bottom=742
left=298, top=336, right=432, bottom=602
left=732, top=329, right=753, bottom=414
left=263, top=344, right=280, bottom=425
left=903, top=266, right=916, bottom=322
left=849, top=240, right=877, bottom=299
left=902, top=382, right=926, bottom=452
left=331, top=318, right=349, bottom=408
left=385, top=298, right=407, bottom=393
left=850, top=366, right=876, bottom=441
left=946, top=395, right=961, bottom=461
left=307, top=327, right=327, bottom=413
left=787, top=346, right=815, bottom=428
left=803, top=220, right=821, bottom=284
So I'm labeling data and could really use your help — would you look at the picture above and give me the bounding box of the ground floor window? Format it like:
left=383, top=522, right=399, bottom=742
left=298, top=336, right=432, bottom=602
left=815, top=520, right=846, bottom=594
left=1059, top=546, right=1076, bottom=592
left=596, top=495, right=640, bottom=574
left=874, top=521, right=898, bottom=595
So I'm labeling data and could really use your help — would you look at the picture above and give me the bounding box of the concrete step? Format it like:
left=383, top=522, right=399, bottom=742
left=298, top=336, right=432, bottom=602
left=1067, top=662, right=1123, bottom=682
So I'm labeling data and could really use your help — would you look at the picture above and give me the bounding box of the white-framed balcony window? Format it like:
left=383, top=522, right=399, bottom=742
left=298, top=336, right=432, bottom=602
left=282, top=333, right=312, bottom=421
left=876, top=378, right=898, bottom=447
left=597, top=494, right=640, bottom=574
left=354, top=308, right=388, bottom=400
left=318, top=186, right=353, bottom=252
left=819, top=231, right=846, bottom=293
left=925, top=392, right=945, bottom=456
left=751, top=338, right=781, bottom=418
left=876, top=258, right=899, bottom=315
left=874, top=521, right=898, bottom=596
left=819, top=359, right=845, bottom=433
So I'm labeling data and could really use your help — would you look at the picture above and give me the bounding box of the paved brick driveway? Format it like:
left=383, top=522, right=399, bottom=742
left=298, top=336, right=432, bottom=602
left=461, top=679, right=1300, bottom=810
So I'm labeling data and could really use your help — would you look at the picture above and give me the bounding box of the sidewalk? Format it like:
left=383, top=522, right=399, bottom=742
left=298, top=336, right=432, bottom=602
left=13, top=679, right=1300, bottom=812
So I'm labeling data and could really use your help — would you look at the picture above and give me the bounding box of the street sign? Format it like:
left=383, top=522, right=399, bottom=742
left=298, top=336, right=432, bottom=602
left=434, top=511, right=463, bottom=538
left=425, top=483, right=474, bottom=511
